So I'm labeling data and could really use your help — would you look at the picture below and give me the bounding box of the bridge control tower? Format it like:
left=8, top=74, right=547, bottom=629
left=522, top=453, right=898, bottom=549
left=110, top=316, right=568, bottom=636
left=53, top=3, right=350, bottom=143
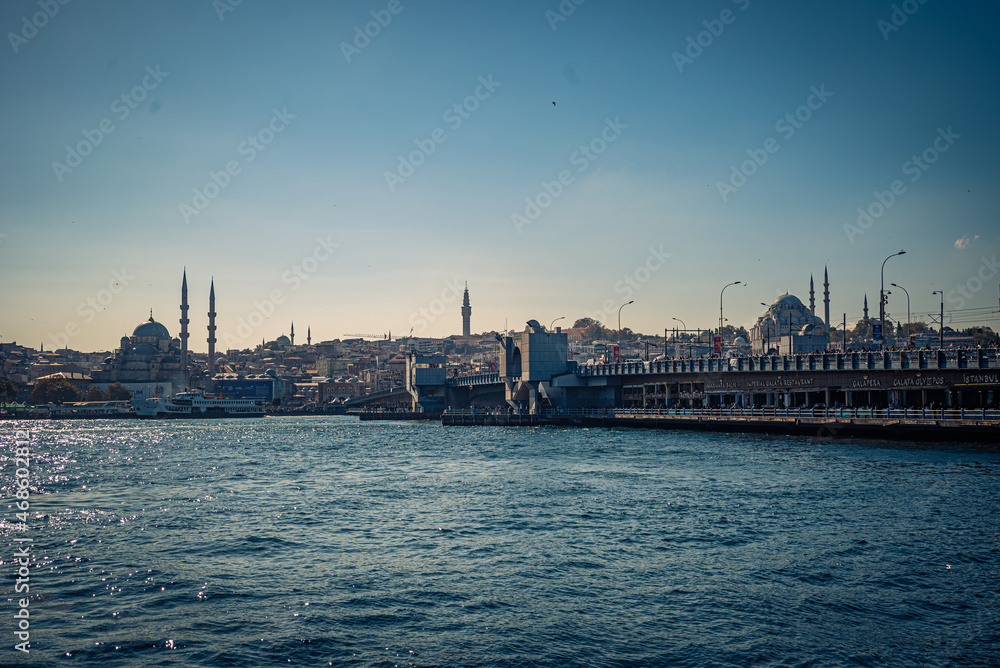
left=498, top=320, right=572, bottom=413
left=405, top=353, right=448, bottom=412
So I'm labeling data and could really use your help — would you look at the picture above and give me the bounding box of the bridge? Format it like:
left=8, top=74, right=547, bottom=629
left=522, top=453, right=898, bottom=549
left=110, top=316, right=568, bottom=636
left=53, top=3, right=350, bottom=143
left=399, top=321, right=999, bottom=414
left=343, top=386, right=410, bottom=409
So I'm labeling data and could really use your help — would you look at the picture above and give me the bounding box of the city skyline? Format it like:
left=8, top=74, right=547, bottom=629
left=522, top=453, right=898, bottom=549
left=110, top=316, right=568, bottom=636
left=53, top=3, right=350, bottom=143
left=2, top=0, right=999, bottom=352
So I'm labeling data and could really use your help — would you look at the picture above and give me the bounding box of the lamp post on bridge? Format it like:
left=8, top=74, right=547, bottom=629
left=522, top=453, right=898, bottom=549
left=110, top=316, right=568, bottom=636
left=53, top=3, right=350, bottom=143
left=618, top=301, right=633, bottom=361
left=932, top=290, right=944, bottom=349
left=549, top=316, right=565, bottom=331
left=719, top=282, right=742, bottom=340
left=672, top=317, right=686, bottom=357
left=788, top=310, right=793, bottom=355
left=760, top=303, right=771, bottom=354
left=890, top=283, right=910, bottom=342
left=880, top=250, right=906, bottom=350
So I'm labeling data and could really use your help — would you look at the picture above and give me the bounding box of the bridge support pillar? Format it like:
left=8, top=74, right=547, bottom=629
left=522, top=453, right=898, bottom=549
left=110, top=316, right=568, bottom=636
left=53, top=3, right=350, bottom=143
left=527, top=381, right=541, bottom=414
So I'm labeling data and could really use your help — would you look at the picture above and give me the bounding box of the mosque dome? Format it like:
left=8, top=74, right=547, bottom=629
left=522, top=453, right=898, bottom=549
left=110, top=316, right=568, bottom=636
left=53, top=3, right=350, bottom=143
left=733, top=336, right=748, bottom=346
left=160, top=355, right=179, bottom=364
left=275, top=335, right=291, bottom=346
left=132, top=316, right=170, bottom=340
left=133, top=344, right=157, bottom=356
left=800, top=323, right=825, bottom=336
left=772, top=294, right=806, bottom=310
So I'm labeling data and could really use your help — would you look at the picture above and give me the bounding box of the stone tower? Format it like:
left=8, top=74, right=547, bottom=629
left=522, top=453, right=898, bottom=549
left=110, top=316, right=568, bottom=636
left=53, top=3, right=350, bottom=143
left=207, top=279, right=217, bottom=376
left=461, top=282, right=471, bottom=336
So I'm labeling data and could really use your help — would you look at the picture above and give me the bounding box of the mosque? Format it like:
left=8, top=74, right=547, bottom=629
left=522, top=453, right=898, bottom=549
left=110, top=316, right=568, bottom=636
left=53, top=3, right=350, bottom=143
left=91, top=270, right=217, bottom=398
left=750, top=268, right=832, bottom=354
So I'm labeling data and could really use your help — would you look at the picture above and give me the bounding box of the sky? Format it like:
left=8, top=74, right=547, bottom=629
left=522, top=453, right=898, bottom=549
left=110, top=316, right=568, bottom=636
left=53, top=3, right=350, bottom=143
left=1, top=0, right=998, bottom=353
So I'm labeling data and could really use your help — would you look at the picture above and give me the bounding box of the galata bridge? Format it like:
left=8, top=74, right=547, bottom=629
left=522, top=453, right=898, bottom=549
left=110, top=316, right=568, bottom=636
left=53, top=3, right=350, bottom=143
left=404, top=322, right=999, bottom=414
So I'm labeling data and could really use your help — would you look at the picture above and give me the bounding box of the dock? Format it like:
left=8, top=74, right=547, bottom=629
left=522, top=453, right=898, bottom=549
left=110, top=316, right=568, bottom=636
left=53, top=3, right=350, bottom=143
left=441, top=407, right=1000, bottom=443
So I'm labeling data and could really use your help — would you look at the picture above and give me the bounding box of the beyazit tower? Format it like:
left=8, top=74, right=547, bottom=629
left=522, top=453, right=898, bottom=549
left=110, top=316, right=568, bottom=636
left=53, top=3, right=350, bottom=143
left=461, top=283, right=472, bottom=336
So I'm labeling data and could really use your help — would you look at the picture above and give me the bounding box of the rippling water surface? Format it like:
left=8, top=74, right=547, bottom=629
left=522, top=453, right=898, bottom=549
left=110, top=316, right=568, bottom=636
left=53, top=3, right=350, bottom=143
left=2, top=418, right=999, bottom=667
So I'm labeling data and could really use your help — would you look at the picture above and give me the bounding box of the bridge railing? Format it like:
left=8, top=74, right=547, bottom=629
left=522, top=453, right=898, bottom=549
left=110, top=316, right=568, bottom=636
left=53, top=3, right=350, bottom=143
left=442, top=406, right=1000, bottom=421
left=447, top=372, right=500, bottom=387
left=575, top=348, right=999, bottom=376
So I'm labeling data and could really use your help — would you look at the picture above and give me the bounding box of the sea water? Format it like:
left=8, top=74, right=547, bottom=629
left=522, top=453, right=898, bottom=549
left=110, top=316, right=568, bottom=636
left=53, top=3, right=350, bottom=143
left=2, top=417, right=998, bottom=667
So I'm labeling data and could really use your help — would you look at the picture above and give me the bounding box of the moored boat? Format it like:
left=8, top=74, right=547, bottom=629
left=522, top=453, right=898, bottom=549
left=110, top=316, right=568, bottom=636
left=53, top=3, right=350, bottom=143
left=47, top=400, right=135, bottom=419
left=131, top=390, right=265, bottom=418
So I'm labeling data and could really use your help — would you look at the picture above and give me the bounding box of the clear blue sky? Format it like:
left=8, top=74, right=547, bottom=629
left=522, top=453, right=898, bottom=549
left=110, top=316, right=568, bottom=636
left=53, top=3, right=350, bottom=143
left=1, top=0, right=998, bottom=352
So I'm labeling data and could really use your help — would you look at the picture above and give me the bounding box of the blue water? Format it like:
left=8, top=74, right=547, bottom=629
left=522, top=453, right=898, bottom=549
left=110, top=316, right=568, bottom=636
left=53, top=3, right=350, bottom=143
left=2, top=417, right=999, bottom=667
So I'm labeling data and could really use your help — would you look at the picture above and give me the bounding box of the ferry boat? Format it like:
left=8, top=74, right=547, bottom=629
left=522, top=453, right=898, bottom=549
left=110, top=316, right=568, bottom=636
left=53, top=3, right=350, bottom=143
left=47, top=400, right=135, bottom=419
left=131, top=390, right=265, bottom=419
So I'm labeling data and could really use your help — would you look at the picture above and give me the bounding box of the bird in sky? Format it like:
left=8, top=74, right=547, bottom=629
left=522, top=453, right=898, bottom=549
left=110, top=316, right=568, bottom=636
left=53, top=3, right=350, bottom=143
left=552, top=101, right=556, bottom=106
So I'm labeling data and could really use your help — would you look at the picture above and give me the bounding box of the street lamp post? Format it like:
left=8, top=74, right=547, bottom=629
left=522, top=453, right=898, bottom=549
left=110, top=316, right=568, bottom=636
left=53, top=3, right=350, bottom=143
left=932, top=290, right=944, bottom=349
left=719, top=281, right=742, bottom=342
left=788, top=310, right=793, bottom=355
left=618, top=300, right=633, bottom=359
left=890, top=283, right=910, bottom=341
left=880, top=250, right=906, bottom=349
left=549, top=316, right=565, bottom=331
left=672, top=317, right=686, bottom=357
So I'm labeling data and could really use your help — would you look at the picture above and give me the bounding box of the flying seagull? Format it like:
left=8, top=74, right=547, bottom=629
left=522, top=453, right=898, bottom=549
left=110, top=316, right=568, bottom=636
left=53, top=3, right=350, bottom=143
left=552, top=101, right=556, bottom=106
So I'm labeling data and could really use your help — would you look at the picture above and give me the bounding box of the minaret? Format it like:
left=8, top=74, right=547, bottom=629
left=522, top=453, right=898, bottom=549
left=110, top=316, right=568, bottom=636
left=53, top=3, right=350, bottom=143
left=461, top=282, right=471, bottom=336
left=290, top=322, right=295, bottom=346
left=823, top=266, right=830, bottom=329
left=207, top=278, right=217, bottom=377
left=307, top=326, right=311, bottom=346
left=180, top=269, right=190, bottom=387
left=809, top=274, right=815, bottom=316
left=863, top=294, right=869, bottom=320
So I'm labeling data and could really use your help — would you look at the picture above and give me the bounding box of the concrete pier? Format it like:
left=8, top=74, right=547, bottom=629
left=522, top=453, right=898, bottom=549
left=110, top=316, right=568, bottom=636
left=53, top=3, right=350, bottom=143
left=441, top=407, right=1000, bottom=443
